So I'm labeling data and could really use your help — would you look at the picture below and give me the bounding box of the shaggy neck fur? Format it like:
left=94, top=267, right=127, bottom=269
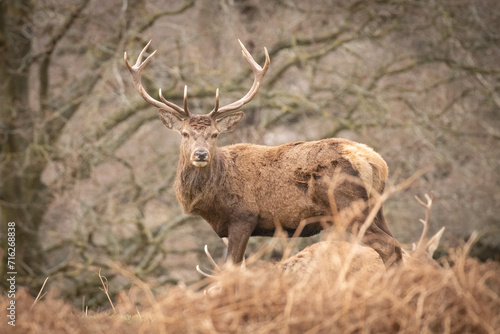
left=175, top=147, right=229, bottom=215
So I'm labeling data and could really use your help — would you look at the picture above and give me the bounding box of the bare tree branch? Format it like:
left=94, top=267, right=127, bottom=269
left=39, top=0, right=91, bottom=105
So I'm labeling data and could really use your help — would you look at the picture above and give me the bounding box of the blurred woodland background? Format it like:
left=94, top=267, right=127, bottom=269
left=1, top=0, right=499, bottom=307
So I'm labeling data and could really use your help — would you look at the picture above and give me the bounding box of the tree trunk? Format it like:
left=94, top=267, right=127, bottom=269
left=0, top=0, right=46, bottom=284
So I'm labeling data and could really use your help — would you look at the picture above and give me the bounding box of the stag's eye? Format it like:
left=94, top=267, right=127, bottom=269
left=211, top=133, right=219, bottom=139
left=182, top=132, right=189, bottom=138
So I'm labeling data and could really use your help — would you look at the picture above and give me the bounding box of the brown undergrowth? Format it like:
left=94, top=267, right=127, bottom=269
left=2, top=241, right=499, bottom=334
left=4, top=186, right=499, bottom=333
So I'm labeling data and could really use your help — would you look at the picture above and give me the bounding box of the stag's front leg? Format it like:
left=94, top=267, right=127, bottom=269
left=226, top=222, right=254, bottom=266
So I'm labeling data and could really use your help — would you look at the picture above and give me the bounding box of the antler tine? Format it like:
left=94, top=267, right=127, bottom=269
left=214, top=88, right=220, bottom=113
left=204, top=244, right=221, bottom=271
left=196, top=244, right=222, bottom=279
left=196, top=265, right=216, bottom=279
left=414, top=193, right=433, bottom=250
left=183, top=85, right=189, bottom=114
left=209, top=40, right=270, bottom=118
left=124, top=40, right=189, bottom=119
left=159, top=88, right=186, bottom=115
left=124, top=40, right=154, bottom=71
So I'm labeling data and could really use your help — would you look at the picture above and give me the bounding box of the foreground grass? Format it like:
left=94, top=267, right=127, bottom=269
left=2, top=244, right=499, bottom=334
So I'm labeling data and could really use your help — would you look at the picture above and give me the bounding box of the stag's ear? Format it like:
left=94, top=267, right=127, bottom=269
left=158, top=109, right=184, bottom=132
left=216, top=111, right=244, bottom=133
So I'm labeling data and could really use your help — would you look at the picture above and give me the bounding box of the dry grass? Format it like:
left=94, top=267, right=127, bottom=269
left=6, top=186, right=498, bottom=333
left=3, top=242, right=499, bottom=334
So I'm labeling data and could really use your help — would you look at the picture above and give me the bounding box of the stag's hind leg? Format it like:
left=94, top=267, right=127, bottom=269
left=362, top=210, right=402, bottom=265
left=333, top=174, right=402, bottom=266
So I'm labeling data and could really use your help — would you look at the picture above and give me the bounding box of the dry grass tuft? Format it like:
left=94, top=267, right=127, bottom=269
left=148, top=250, right=500, bottom=334
left=3, top=244, right=499, bottom=334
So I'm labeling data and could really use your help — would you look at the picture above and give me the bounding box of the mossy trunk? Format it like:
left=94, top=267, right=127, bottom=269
left=0, top=0, right=47, bottom=287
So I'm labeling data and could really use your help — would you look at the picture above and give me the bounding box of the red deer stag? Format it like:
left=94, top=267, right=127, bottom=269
left=124, top=40, right=403, bottom=266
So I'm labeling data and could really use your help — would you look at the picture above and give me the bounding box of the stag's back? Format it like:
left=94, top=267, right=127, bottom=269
left=219, top=138, right=388, bottom=231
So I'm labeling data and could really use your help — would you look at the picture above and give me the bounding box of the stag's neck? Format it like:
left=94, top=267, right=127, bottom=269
left=175, top=148, right=229, bottom=214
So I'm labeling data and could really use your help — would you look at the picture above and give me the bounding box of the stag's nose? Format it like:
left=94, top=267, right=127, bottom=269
left=194, top=150, right=208, bottom=161
left=192, top=150, right=209, bottom=167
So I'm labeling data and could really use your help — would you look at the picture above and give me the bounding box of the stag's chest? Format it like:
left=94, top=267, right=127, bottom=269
left=175, top=171, right=242, bottom=232
left=180, top=194, right=237, bottom=238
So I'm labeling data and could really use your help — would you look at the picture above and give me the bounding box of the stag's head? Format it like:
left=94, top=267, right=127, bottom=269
left=124, top=40, right=270, bottom=167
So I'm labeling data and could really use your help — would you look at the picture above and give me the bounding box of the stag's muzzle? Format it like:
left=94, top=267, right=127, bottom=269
left=191, top=150, right=209, bottom=167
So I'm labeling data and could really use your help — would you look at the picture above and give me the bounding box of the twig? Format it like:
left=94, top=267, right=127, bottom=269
left=30, top=277, right=49, bottom=311
left=106, top=262, right=157, bottom=307
left=98, top=269, right=116, bottom=314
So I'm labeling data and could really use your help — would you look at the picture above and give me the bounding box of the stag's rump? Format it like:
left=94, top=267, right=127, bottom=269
left=223, top=138, right=388, bottom=235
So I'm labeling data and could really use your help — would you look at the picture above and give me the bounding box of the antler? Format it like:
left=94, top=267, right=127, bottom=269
left=196, top=244, right=222, bottom=278
left=209, top=40, right=270, bottom=119
left=414, top=193, right=433, bottom=251
left=124, top=40, right=190, bottom=119
left=196, top=238, right=246, bottom=278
